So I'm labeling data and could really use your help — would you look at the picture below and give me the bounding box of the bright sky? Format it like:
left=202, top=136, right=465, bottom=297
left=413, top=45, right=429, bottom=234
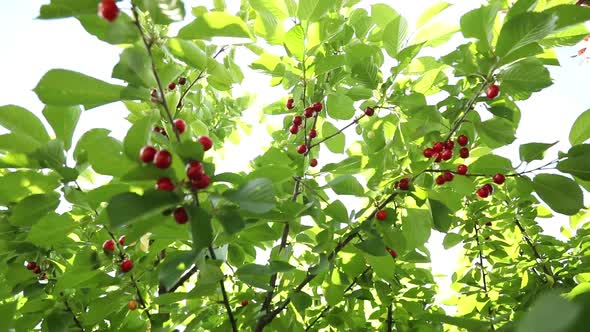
left=1, top=0, right=589, bottom=315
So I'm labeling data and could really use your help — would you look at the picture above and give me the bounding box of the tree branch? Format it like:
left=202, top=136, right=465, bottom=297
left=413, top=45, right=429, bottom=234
left=64, top=297, right=85, bottom=331
left=513, top=218, right=555, bottom=281
left=308, top=114, right=366, bottom=150
left=387, top=303, right=394, bottom=332
left=474, top=223, right=495, bottom=331
left=166, top=265, right=199, bottom=293
left=208, top=246, right=238, bottom=332
left=444, top=80, right=489, bottom=142
left=131, top=3, right=180, bottom=142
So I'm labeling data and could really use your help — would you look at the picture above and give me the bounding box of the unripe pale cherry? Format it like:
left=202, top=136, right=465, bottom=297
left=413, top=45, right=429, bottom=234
left=198, top=136, right=213, bottom=151
left=128, top=300, right=138, bottom=311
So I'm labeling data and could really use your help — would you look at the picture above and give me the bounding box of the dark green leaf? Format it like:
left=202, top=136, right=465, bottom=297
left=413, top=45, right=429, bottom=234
left=8, top=193, right=60, bottom=227
left=496, top=12, right=557, bottom=58
left=569, top=109, right=590, bottom=145
left=328, top=175, right=365, bottom=196
left=533, top=174, right=583, bottom=215
left=178, top=12, right=252, bottom=40
left=557, top=156, right=590, bottom=181
left=123, top=116, right=155, bottom=160
left=0, top=105, right=50, bottom=144
left=42, top=105, right=81, bottom=150
left=321, top=122, right=345, bottom=153
left=27, top=213, right=77, bottom=249
left=224, top=178, right=276, bottom=214
left=460, top=4, right=500, bottom=51
left=215, top=207, right=245, bottom=235
left=77, top=14, right=139, bottom=45
left=327, top=93, right=356, bottom=120
left=355, top=238, right=387, bottom=256
left=499, top=58, right=553, bottom=100
left=519, top=142, right=557, bottom=163
left=107, top=191, right=179, bottom=229
left=189, top=206, right=213, bottom=254
left=476, top=117, right=516, bottom=148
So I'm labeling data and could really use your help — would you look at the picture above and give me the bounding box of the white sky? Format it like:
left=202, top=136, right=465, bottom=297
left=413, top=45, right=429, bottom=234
left=1, top=0, right=589, bottom=314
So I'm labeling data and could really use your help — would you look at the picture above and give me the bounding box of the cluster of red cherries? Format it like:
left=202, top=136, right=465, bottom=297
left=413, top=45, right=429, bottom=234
left=286, top=98, right=322, bottom=167
left=25, top=261, right=42, bottom=275
left=102, top=236, right=134, bottom=272
left=139, top=119, right=214, bottom=225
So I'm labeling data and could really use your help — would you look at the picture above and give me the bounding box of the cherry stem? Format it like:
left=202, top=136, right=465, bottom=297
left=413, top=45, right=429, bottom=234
left=131, top=4, right=180, bottom=142
left=208, top=246, right=238, bottom=332
left=176, top=45, right=227, bottom=111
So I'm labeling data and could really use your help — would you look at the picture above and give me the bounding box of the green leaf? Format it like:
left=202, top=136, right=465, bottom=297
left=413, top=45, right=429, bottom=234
left=165, top=38, right=208, bottom=70
left=417, top=2, right=451, bottom=28
left=0, top=301, right=17, bottom=332
left=107, top=191, right=179, bottom=229
left=112, top=46, right=155, bottom=88
left=460, top=4, right=500, bottom=51
left=402, top=208, right=432, bottom=250
left=557, top=156, right=590, bottom=181
left=54, top=270, right=102, bottom=294
left=496, top=12, right=557, bottom=58
left=224, top=178, right=276, bottom=214
left=327, top=93, right=355, bottom=120
left=443, top=233, right=463, bottom=249
left=430, top=199, right=454, bottom=233
left=38, top=0, right=97, bottom=19
left=34, top=69, right=129, bottom=107
left=543, top=5, right=590, bottom=31
left=476, top=117, right=516, bottom=149
left=533, top=174, right=583, bottom=216
left=0, top=134, right=41, bottom=154
left=506, top=0, right=539, bottom=21
left=44, top=309, right=70, bottom=332
left=42, top=105, right=81, bottom=150
left=355, top=238, right=387, bottom=256
left=297, top=0, right=335, bottom=22
left=519, top=142, right=557, bottom=163
left=284, top=25, right=304, bottom=61
left=516, top=291, right=580, bottom=332
left=328, top=175, right=365, bottom=196
left=140, top=0, right=186, bottom=24
left=178, top=12, right=252, bottom=40
left=499, top=58, right=552, bottom=100
left=0, top=105, right=50, bottom=144
left=76, top=130, right=135, bottom=176
left=321, top=122, right=345, bottom=153
left=26, top=213, right=77, bottom=249
left=325, top=200, right=349, bottom=222
left=123, top=116, right=155, bottom=161
left=569, top=109, right=590, bottom=145
left=469, top=154, right=513, bottom=175
left=77, top=14, right=139, bottom=45
left=421, top=313, right=488, bottom=332
left=175, top=140, right=205, bottom=162
left=383, top=16, right=408, bottom=57
left=215, top=207, right=246, bottom=235
left=8, top=193, right=60, bottom=227
left=189, top=206, right=213, bottom=254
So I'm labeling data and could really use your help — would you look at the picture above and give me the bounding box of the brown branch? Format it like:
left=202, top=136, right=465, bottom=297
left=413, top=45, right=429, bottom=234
left=131, top=4, right=180, bottom=142
left=64, top=297, right=85, bottom=331
left=208, top=246, right=238, bottom=332
left=166, top=265, right=198, bottom=293
left=254, top=192, right=398, bottom=331
left=387, top=303, right=394, bottom=332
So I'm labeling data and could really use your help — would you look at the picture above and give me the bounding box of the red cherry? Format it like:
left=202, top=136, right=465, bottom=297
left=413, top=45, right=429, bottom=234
left=457, top=135, right=469, bottom=147
left=103, top=239, right=116, bottom=253
left=139, top=146, right=157, bottom=163
left=26, top=261, right=37, bottom=270
left=441, top=149, right=453, bottom=161
left=493, top=173, right=506, bottom=185
left=483, top=183, right=494, bottom=194
left=445, top=140, right=454, bottom=150
left=304, top=107, right=315, bottom=118
left=293, top=116, right=303, bottom=125
left=156, top=177, right=175, bottom=192
left=241, top=300, right=249, bottom=306
left=120, top=259, right=133, bottom=273
left=486, top=84, right=500, bottom=99
left=154, top=150, right=172, bottom=169
left=423, top=148, right=435, bottom=158
left=459, top=147, right=469, bottom=159
left=457, top=164, right=468, bottom=175
left=98, top=0, right=119, bottom=22
left=376, top=210, right=387, bottom=220
left=435, top=175, right=446, bottom=185
left=168, top=82, right=176, bottom=90
left=310, top=158, right=318, bottom=167
left=118, top=235, right=126, bottom=246
left=178, top=77, right=187, bottom=85
left=173, top=119, right=186, bottom=134
left=312, top=102, right=323, bottom=112
left=198, top=136, right=213, bottom=151
left=154, top=127, right=167, bottom=136
left=477, top=187, right=490, bottom=198
left=287, top=98, right=295, bottom=110
left=191, top=174, right=211, bottom=189
left=364, top=107, right=375, bottom=116
left=186, top=161, right=204, bottom=180
left=289, top=124, right=299, bottom=135
left=433, top=142, right=445, bottom=153
left=33, top=266, right=42, bottom=274
left=309, top=129, right=317, bottom=139
left=398, top=178, right=410, bottom=190
left=173, top=207, right=189, bottom=224
left=385, top=246, right=398, bottom=259
left=297, top=144, right=307, bottom=154
left=434, top=153, right=442, bottom=163
left=443, top=171, right=454, bottom=182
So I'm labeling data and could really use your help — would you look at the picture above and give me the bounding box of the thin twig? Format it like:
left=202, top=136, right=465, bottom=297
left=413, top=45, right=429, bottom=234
left=474, top=223, right=495, bottom=331
left=167, top=265, right=199, bottom=293
left=387, top=303, right=393, bottom=332
left=131, top=3, right=180, bottom=142
left=513, top=218, right=555, bottom=280
left=443, top=81, right=489, bottom=142
left=309, top=114, right=366, bottom=149
left=208, top=246, right=238, bottom=332
left=64, top=298, right=85, bottom=331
